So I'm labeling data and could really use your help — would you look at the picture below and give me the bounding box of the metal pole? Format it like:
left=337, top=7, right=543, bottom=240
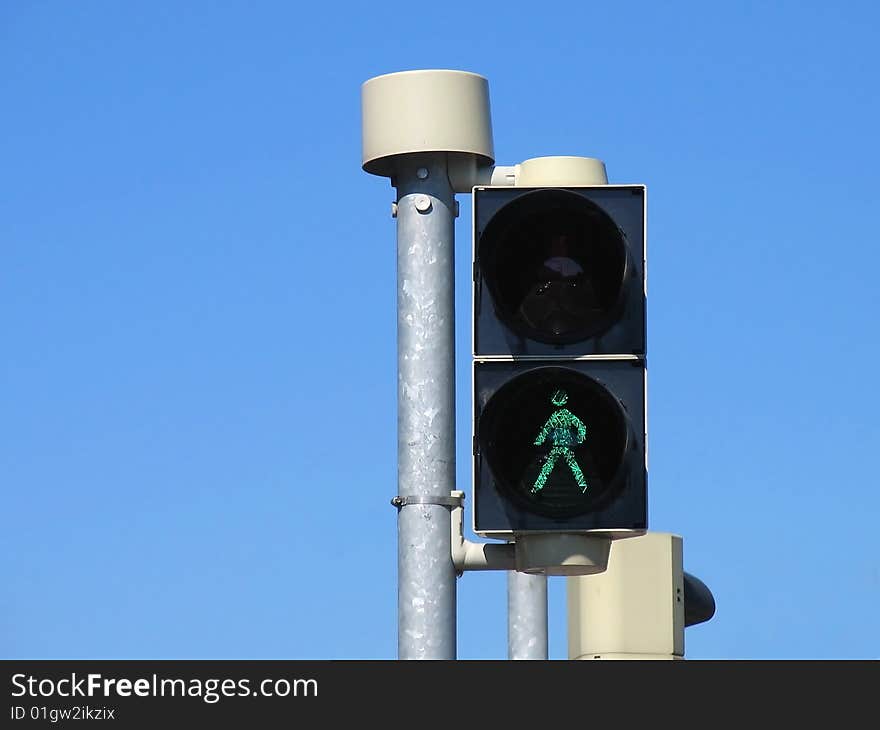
left=508, top=571, right=548, bottom=659
left=395, top=154, right=457, bottom=660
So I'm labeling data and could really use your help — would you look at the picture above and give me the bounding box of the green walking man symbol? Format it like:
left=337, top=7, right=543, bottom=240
left=531, top=389, right=589, bottom=494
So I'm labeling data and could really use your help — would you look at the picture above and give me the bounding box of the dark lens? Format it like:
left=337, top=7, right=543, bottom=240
left=480, top=189, right=627, bottom=344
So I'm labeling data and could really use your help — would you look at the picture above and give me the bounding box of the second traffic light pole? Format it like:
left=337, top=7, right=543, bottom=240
left=508, top=571, right=548, bottom=659
left=498, top=156, right=610, bottom=661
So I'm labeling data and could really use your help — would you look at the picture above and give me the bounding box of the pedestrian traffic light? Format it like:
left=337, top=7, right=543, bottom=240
left=473, top=184, right=647, bottom=536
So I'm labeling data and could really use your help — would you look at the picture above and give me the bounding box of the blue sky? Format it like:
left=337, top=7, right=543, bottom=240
left=2, top=1, right=878, bottom=660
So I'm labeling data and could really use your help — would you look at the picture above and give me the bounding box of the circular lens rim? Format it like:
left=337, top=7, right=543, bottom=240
left=478, top=366, right=632, bottom=519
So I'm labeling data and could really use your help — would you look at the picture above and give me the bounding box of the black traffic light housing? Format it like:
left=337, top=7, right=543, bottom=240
left=472, top=184, right=647, bottom=537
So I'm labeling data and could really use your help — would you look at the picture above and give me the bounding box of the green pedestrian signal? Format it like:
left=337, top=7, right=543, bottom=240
left=475, top=364, right=639, bottom=529
left=531, top=389, right=589, bottom=495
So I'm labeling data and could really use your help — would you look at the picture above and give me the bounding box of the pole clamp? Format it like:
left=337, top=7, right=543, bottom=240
left=391, top=493, right=464, bottom=510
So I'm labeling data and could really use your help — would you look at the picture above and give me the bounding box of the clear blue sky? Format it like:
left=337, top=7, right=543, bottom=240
left=2, top=1, right=878, bottom=660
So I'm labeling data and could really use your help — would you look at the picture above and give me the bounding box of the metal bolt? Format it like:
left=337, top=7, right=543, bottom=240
left=391, top=201, right=398, bottom=218
left=416, top=167, right=429, bottom=180
left=415, top=195, right=432, bottom=213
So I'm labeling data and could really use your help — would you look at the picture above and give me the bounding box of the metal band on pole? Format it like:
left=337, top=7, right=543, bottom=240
left=391, top=494, right=463, bottom=509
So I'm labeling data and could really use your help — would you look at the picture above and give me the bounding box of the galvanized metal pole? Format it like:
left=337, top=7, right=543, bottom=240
left=395, top=154, right=457, bottom=660
left=508, top=571, right=548, bottom=659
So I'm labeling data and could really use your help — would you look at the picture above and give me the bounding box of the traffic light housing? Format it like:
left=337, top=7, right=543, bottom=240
left=473, top=185, right=647, bottom=537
